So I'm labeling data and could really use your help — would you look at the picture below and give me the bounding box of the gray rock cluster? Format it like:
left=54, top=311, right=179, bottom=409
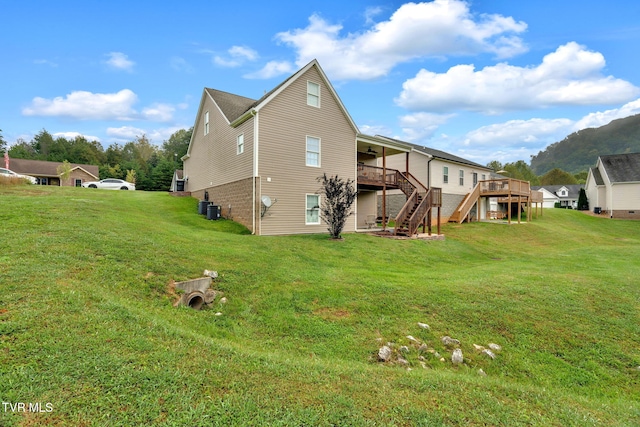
left=375, top=322, right=503, bottom=374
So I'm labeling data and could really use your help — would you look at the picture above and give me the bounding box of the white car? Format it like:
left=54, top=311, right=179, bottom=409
left=82, top=178, right=136, bottom=190
left=0, top=167, right=37, bottom=184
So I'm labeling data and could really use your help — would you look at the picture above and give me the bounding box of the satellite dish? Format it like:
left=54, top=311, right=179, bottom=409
left=261, top=195, right=272, bottom=207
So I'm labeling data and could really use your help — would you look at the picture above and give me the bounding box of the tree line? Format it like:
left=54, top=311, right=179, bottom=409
left=2, top=128, right=192, bottom=191
left=486, top=160, right=586, bottom=186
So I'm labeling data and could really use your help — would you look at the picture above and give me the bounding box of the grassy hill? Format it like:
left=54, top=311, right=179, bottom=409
left=530, top=113, right=640, bottom=175
left=1, top=185, right=639, bottom=426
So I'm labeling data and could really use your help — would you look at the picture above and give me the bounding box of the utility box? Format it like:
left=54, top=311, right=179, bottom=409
left=207, top=204, right=221, bottom=220
left=594, top=207, right=602, bottom=214
left=198, top=200, right=209, bottom=215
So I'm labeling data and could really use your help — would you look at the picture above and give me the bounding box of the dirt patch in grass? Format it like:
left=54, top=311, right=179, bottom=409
left=313, top=307, right=352, bottom=320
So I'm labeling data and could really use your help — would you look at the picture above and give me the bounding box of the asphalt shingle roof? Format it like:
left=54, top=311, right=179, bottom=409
left=600, top=152, right=640, bottom=183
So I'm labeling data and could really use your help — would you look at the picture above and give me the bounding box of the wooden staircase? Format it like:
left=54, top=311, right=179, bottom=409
left=394, top=172, right=438, bottom=236
left=449, top=183, right=480, bottom=223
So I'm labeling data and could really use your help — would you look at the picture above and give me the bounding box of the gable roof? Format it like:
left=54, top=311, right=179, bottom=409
left=184, top=59, right=358, bottom=160
left=599, top=152, right=640, bottom=183
left=531, top=184, right=583, bottom=199
left=590, top=167, right=604, bottom=185
left=205, top=89, right=257, bottom=123
left=376, top=136, right=491, bottom=170
left=9, top=158, right=99, bottom=179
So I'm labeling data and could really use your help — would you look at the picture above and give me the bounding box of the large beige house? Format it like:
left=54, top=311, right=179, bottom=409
left=182, top=60, right=443, bottom=236
left=585, top=153, right=640, bottom=219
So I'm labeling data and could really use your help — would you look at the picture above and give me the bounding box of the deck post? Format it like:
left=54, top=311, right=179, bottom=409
left=517, top=195, right=521, bottom=224
left=382, top=147, right=387, bottom=231
left=437, top=206, right=441, bottom=235
left=508, top=192, right=512, bottom=224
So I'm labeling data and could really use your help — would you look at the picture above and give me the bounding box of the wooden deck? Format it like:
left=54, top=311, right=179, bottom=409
left=450, top=178, right=544, bottom=224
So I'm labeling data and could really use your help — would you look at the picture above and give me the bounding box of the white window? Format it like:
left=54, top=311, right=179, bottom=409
left=443, top=166, right=449, bottom=184
left=237, top=134, right=244, bottom=154
left=307, top=81, right=320, bottom=107
left=204, top=111, right=210, bottom=135
left=306, top=194, right=320, bottom=224
left=459, top=170, right=464, bottom=186
left=306, top=136, right=320, bottom=167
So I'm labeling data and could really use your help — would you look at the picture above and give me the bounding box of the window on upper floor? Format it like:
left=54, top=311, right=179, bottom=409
left=204, top=111, right=210, bottom=135
left=443, top=166, right=449, bottom=184
left=307, top=81, right=320, bottom=107
left=237, top=134, right=244, bottom=155
left=459, top=169, right=464, bottom=186
left=306, top=194, right=320, bottom=224
left=306, top=136, right=320, bottom=167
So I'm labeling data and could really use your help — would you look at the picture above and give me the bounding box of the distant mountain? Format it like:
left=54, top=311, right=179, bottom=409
left=530, top=114, right=640, bottom=175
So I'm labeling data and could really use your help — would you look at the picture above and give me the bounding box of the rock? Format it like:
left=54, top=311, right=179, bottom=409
left=397, top=357, right=409, bottom=366
left=473, top=344, right=485, bottom=351
left=406, top=335, right=420, bottom=344
left=378, top=345, right=393, bottom=362
left=203, top=269, right=219, bottom=278
left=418, top=343, right=429, bottom=353
left=219, top=297, right=228, bottom=304
left=482, top=349, right=496, bottom=360
left=441, top=336, right=460, bottom=346
left=434, top=352, right=441, bottom=358
left=488, top=343, right=502, bottom=351
left=399, top=346, right=410, bottom=353
left=214, top=312, right=223, bottom=316
left=204, top=289, right=217, bottom=304
left=417, top=322, right=430, bottom=330
left=451, top=349, right=463, bottom=365
left=478, top=369, right=487, bottom=377
left=418, top=356, right=426, bottom=361
left=420, top=361, right=428, bottom=369
left=439, top=357, right=445, bottom=362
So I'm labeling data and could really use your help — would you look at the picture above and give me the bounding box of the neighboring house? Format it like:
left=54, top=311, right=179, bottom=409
left=531, top=185, right=583, bottom=208
left=182, top=60, right=441, bottom=236
left=170, top=169, right=186, bottom=193
left=585, top=153, right=640, bottom=219
left=374, top=138, right=493, bottom=222
left=8, top=158, right=99, bottom=187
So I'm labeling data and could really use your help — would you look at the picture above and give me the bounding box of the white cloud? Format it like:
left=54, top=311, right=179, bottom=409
left=142, top=103, right=175, bottom=122
left=52, top=131, right=101, bottom=142
left=364, top=6, right=383, bottom=25
left=359, top=123, right=394, bottom=137
left=105, top=52, right=135, bottom=72
left=170, top=57, right=194, bottom=73
left=244, top=60, right=295, bottom=79
left=463, top=118, right=574, bottom=148
left=399, top=112, right=456, bottom=141
left=275, top=0, right=527, bottom=80
left=22, top=90, right=177, bottom=122
left=573, top=98, right=640, bottom=130
left=23, top=89, right=138, bottom=120
left=106, top=126, right=184, bottom=144
left=214, top=45, right=259, bottom=67
left=34, top=59, right=58, bottom=67
left=396, top=42, right=640, bottom=113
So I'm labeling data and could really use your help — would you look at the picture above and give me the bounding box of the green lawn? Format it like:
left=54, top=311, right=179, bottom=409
left=1, top=185, right=639, bottom=426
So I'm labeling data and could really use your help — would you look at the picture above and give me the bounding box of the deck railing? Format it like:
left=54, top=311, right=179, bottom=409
left=479, top=178, right=530, bottom=196
left=357, top=164, right=399, bottom=187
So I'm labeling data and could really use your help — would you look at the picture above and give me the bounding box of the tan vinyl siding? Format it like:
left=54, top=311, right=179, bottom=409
left=185, top=94, right=254, bottom=193
left=257, top=66, right=357, bottom=236
left=612, top=183, right=640, bottom=210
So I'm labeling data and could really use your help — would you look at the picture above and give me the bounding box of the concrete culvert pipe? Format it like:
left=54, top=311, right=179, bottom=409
left=185, top=291, right=206, bottom=310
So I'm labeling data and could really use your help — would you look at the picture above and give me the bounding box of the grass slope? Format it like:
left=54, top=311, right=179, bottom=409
left=1, top=185, right=639, bottom=426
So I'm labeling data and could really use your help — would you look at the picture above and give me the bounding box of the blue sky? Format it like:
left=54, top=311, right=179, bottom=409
left=3, top=0, right=640, bottom=165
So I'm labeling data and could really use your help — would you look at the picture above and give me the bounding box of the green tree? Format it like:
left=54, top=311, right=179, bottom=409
left=540, top=168, right=578, bottom=185
left=577, top=188, right=589, bottom=211
left=316, top=174, right=357, bottom=239
left=502, top=160, right=540, bottom=185
left=162, top=127, right=192, bottom=166
left=486, top=160, right=503, bottom=172
left=8, top=139, right=37, bottom=159
left=0, top=129, right=6, bottom=154
left=56, top=160, right=72, bottom=185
